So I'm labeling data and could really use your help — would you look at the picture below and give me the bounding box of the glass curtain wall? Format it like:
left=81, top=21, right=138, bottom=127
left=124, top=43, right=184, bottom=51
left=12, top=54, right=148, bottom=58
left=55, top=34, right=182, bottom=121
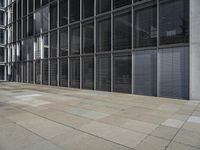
left=6, top=0, right=190, bottom=99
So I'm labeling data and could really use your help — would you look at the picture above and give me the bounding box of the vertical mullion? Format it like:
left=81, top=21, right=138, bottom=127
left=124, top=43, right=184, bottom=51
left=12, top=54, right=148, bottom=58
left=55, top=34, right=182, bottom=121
left=57, top=0, right=60, bottom=86
left=157, top=0, right=159, bottom=96
left=94, top=0, right=96, bottom=90
left=132, top=2, right=134, bottom=94
left=111, top=0, right=113, bottom=92
left=80, top=0, right=82, bottom=89
left=68, top=0, right=70, bottom=87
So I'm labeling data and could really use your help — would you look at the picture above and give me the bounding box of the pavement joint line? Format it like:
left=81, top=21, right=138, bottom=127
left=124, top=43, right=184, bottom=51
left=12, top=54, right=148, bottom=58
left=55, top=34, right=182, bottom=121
left=164, top=102, right=200, bottom=150
left=2, top=101, right=136, bottom=150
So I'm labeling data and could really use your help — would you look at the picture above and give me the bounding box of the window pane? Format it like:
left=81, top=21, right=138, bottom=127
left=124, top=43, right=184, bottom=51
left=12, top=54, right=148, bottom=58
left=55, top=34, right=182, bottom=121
left=96, top=55, right=111, bottom=91
left=70, top=0, right=80, bottom=23
left=0, top=66, right=4, bottom=80
left=82, top=0, right=94, bottom=19
left=28, top=15, right=33, bottom=36
left=158, top=47, right=189, bottom=99
left=159, top=0, right=189, bottom=45
left=42, top=0, right=49, bottom=6
left=113, top=54, right=132, bottom=93
left=23, top=0, right=27, bottom=16
left=43, top=34, right=48, bottom=58
left=113, top=0, right=131, bottom=9
left=96, top=0, right=110, bottom=14
left=23, top=17, right=27, bottom=38
left=114, top=11, right=132, bottom=51
left=82, top=22, right=94, bottom=53
left=28, top=61, right=33, bottom=83
left=0, top=11, right=4, bottom=26
left=35, top=60, right=41, bottom=84
left=42, top=6, right=49, bottom=32
left=70, top=26, right=80, bottom=55
left=50, top=31, right=57, bottom=57
left=59, top=0, right=68, bottom=26
left=134, top=50, right=157, bottom=96
left=60, top=27, right=68, bottom=56
left=35, top=0, right=41, bottom=10
left=42, top=59, right=48, bottom=85
left=50, top=59, right=57, bottom=86
left=0, top=47, right=4, bottom=62
left=50, top=2, right=57, bottom=29
left=70, top=58, right=80, bottom=88
left=29, top=0, right=33, bottom=12
left=23, top=62, right=27, bottom=83
left=97, top=17, right=111, bottom=52
left=18, top=0, right=21, bottom=19
left=0, top=29, right=4, bottom=44
left=134, top=2, right=157, bottom=48
left=35, top=10, right=41, bottom=34
left=82, top=57, right=94, bottom=89
left=59, top=58, right=68, bottom=87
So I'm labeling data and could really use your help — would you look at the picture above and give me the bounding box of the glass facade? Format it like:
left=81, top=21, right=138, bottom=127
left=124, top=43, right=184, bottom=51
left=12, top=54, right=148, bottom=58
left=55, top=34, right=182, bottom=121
left=4, top=0, right=190, bottom=99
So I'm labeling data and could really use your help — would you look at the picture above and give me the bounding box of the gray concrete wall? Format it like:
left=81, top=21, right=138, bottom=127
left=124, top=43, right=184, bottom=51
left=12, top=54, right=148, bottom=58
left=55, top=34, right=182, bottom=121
left=190, top=0, right=200, bottom=100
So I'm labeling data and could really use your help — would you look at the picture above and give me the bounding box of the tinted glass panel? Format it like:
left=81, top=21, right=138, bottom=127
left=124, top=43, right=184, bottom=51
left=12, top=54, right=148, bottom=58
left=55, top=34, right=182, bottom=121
left=42, top=0, right=48, bottom=6
left=114, top=11, right=132, bottom=50
left=59, top=58, right=68, bottom=87
left=134, top=50, right=157, bottom=96
left=59, top=0, right=68, bottom=26
left=97, top=17, right=111, bottom=52
left=42, top=6, right=49, bottom=32
left=96, top=55, right=111, bottom=91
left=35, top=60, right=41, bottom=84
left=35, top=10, right=41, bottom=34
left=70, top=26, right=80, bottom=55
left=50, top=3, right=57, bottom=29
left=50, top=59, right=57, bottom=86
left=134, top=3, right=157, bottom=48
left=0, top=66, right=4, bottom=80
left=35, top=0, right=41, bottom=10
left=28, top=15, right=33, bottom=36
left=60, top=28, right=68, bottom=56
left=70, top=0, right=80, bottom=23
left=23, top=62, right=27, bottom=83
left=82, top=57, right=94, bottom=89
left=23, top=0, right=27, bottom=16
left=113, top=0, right=132, bottom=9
left=42, top=59, right=48, bottom=85
left=23, top=17, right=27, bottom=38
left=50, top=31, right=57, bottom=57
left=159, top=0, right=189, bottom=45
left=113, top=54, right=132, bottom=93
left=96, top=0, right=111, bottom=14
left=29, top=0, right=33, bottom=12
left=70, top=58, right=80, bottom=88
left=82, top=0, right=94, bottom=19
left=82, top=22, right=94, bottom=53
left=158, top=47, right=189, bottom=99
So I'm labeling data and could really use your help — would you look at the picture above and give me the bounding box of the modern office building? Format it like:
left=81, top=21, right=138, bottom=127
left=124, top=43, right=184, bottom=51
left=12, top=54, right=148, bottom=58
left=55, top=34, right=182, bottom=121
left=2, top=0, right=200, bottom=100
left=0, top=0, right=6, bottom=81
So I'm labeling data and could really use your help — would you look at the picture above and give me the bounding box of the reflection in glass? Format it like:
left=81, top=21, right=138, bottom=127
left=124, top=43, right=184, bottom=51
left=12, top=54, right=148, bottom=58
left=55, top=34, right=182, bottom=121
left=70, top=58, right=80, bottom=88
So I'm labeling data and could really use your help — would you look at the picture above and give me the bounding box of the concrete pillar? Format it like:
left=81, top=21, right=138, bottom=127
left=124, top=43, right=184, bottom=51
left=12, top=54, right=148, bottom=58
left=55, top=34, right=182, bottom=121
left=190, top=0, right=200, bottom=100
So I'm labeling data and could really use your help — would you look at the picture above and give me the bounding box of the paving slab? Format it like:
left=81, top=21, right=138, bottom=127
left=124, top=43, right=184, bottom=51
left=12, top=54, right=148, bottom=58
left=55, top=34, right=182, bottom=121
left=167, top=142, right=200, bottom=150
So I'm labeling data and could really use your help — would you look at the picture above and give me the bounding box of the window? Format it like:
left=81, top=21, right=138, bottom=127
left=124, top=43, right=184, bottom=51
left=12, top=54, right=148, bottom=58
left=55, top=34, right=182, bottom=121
left=35, top=60, right=41, bottom=84
left=114, top=11, right=132, bottom=51
left=23, top=17, right=27, bottom=38
left=50, top=59, right=57, bottom=86
left=28, top=15, right=33, bottom=36
left=96, top=0, right=111, bottom=14
left=35, top=36, right=41, bottom=59
left=0, top=47, right=4, bottom=62
left=82, top=0, right=94, bottom=19
left=35, top=0, right=41, bottom=10
left=42, top=6, right=49, bottom=32
left=43, top=34, right=48, bottom=58
left=158, top=47, right=189, bottom=99
left=82, top=57, right=94, bottom=89
left=35, top=10, right=41, bottom=34
left=18, top=20, right=22, bottom=40
left=50, top=31, right=57, bottom=58
left=134, top=50, right=157, bottom=96
left=60, top=28, right=68, bottom=56
left=42, top=59, right=48, bottom=85
left=29, top=0, right=33, bottom=13
left=28, top=62, right=33, bottom=83
left=0, top=11, right=4, bottom=26
left=28, top=38, right=34, bottom=60
left=50, top=2, right=57, bottom=29
left=159, top=0, right=189, bottom=45
left=96, top=55, right=111, bottom=91
left=59, top=0, right=68, bottom=26
left=23, top=0, right=27, bottom=16
left=97, top=17, right=111, bottom=52
left=82, top=22, right=94, bottom=53
left=70, top=0, right=80, bottom=23
left=134, top=2, right=157, bottom=48
left=0, top=29, right=4, bottom=44
left=59, top=58, right=68, bottom=87
left=113, top=0, right=132, bottom=9
left=23, top=62, right=27, bottom=83
left=70, top=26, right=80, bottom=55
left=42, top=0, right=48, bottom=6
left=0, top=66, right=4, bottom=80
left=113, top=54, right=132, bottom=93
left=70, top=58, right=80, bottom=88
left=0, top=0, right=4, bottom=7
left=13, top=2, right=17, bottom=22
left=18, top=0, right=21, bottom=19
